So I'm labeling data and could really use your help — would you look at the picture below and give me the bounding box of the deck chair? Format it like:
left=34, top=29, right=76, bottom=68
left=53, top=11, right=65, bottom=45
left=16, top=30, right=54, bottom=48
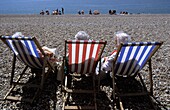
left=62, top=40, right=107, bottom=110
left=0, top=35, right=55, bottom=103
left=112, top=42, right=163, bottom=109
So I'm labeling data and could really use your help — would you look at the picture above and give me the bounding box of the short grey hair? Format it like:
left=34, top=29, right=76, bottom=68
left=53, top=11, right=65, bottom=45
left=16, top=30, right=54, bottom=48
left=75, top=31, right=90, bottom=40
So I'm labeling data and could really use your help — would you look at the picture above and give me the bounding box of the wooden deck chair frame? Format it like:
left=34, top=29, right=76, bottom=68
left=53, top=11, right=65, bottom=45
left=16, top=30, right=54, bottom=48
left=112, top=42, right=163, bottom=110
left=0, top=36, right=55, bottom=103
left=62, top=40, right=107, bottom=110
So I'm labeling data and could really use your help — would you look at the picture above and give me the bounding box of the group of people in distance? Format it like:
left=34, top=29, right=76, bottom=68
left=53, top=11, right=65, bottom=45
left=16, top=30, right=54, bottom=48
left=120, top=11, right=129, bottom=15
left=52, top=8, right=64, bottom=15
left=109, top=10, right=116, bottom=15
left=40, top=8, right=64, bottom=15
left=78, top=9, right=100, bottom=15
left=77, top=9, right=128, bottom=15
left=40, top=8, right=129, bottom=15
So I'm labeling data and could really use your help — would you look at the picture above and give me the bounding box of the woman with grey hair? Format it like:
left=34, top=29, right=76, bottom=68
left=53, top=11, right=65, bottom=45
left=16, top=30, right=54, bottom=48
left=96, top=31, right=131, bottom=79
left=74, top=31, right=90, bottom=40
left=57, top=31, right=90, bottom=81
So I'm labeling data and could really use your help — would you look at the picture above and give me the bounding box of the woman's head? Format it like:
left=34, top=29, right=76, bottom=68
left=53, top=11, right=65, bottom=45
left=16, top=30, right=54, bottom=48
left=114, top=31, right=131, bottom=47
left=75, top=31, right=90, bottom=40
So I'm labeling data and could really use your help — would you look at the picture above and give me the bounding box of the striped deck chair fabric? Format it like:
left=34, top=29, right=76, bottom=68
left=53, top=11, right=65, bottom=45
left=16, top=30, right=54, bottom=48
left=0, top=35, right=54, bottom=103
left=62, top=40, right=106, bottom=110
left=112, top=41, right=163, bottom=110
left=67, top=40, right=106, bottom=75
left=1, top=36, right=43, bottom=69
left=113, top=42, right=163, bottom=77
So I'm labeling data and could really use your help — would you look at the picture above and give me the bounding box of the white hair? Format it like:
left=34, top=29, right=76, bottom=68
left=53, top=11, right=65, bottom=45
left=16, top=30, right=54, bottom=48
left=114, top=31, right=131, bottom=46
left=12, top=32, right=24, bottom=37
left=75, top=31, right=90, bottom=40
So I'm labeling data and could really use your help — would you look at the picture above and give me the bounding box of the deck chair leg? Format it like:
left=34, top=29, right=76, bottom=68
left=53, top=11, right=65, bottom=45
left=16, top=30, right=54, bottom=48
left=93, top=75, right=97, bottom=110
left=112, top=72, right=116, bottom=100
left=112, top=73, right=117, bottom=110
left=138, top=61, right=154, bottom=96
left=62, top=101, right=65, bottom=110
left=4, top=65, right=28, bottom=100
left=40, top=58, right=48, bottom=89
left=4, top=85, right=16, bottom=100
left=119, top=97, right=124, bottom=110
left=10, top=54, right=16, bottom=85
left=138, top=73, right=157, bottom=110
left=148, top=95, right=157, bottom=110
left=97, top=75, right=100, bottom=93
left=97, top=58, right=102, bottom=93
left=63, top=75, right=68, bottom=109
left=152, top=96, right=168, bottom=110
left=148, top=59, right=153, bottom=96
left=61, top=57, right=65, bottom=90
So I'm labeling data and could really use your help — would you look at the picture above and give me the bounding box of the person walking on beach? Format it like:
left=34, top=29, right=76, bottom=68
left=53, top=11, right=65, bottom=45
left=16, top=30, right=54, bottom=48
left=89, top=9, right=92, bottom=15
left=62, top=7, right=64, bottom=14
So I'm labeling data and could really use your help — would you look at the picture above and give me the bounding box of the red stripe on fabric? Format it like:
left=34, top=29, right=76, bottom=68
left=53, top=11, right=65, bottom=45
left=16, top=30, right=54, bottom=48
left=111, top=50, right=117, bottom=55
left=80, top=43, right=87, bottom=74
left=75, top=40, right=80, bottom=73
left=68, top=43, right=73, bottom=72
left=92, top=43, right=101, bottom=72
left=87, top=42, right=94, bottom=73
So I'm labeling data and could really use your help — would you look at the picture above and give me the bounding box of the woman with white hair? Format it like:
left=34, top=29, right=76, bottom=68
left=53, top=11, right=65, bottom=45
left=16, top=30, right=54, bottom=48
left=96, top=31, right=131, bottom=78
left=74, top=31, right=90, bottom=40
left=57, top=31, right=90, bottom=81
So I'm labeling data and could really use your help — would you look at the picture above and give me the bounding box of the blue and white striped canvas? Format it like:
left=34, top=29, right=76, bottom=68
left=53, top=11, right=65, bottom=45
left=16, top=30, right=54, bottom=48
left=114, top=42, right=162, bottom=77
left=2, top=36, right=43, bottom=69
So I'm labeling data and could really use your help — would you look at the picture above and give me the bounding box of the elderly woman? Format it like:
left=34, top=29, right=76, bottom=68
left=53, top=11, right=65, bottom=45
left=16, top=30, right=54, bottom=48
left=57, top=31, right=90, bottom=81
left=96, top=31, right=131, bottom=79
left=74, top=31, right=90, bottom=40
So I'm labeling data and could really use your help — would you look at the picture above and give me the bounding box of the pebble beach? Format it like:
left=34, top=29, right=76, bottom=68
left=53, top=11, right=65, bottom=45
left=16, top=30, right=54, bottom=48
left=0, top=14, right=169, bottom=110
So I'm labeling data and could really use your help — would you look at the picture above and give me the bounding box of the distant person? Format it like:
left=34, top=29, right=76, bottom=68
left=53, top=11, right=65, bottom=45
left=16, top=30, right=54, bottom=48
left=89, top=9, right=92, bottom=15
left=46, top=10, right=50, bottom=15
left=58, top=10, right=61, bottom=15
left=78, top=10, right=81, bottom=15
left=109, top=10, right=112, bottom=15
left=55, top=10, right=58, bottom=15
left=52, top=10, right=58, bottom=15
left=120, top=11, right=128, bottom=15
left=40, top=10, right=44, bottom=15
left=81, top=10, right=84, bottom=15
left=62, top=7, right=64, bottom=14
left=113, top=10, right=116, bottom=14
left=125, top=11, right=128, bottom=14
left=93, top=10, right=100, bottom=15
left=109, top=10, right=116, bottom=15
